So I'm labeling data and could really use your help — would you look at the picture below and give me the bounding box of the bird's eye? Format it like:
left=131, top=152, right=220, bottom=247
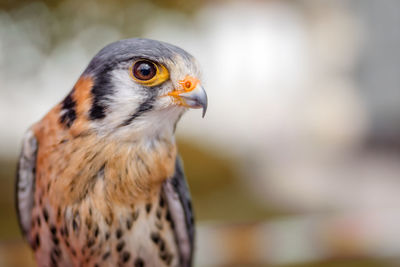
left=130, top=60, right=169, bottom=86
left=132, top=61, right=157, bottom=81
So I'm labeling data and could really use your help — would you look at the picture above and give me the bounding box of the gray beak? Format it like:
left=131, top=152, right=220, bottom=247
left=179, top=84, right=208, bottom=117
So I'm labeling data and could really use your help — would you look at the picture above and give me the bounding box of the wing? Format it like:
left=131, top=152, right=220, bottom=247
left=162, top=156, right=195, bottom=267
left=15, top=128, right=38, bottom=242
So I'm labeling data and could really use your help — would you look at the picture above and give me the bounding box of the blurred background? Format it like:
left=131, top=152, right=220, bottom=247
left=1, top=0, right=400, bottom=266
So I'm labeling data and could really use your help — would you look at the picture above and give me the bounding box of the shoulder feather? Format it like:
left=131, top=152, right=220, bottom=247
left=162, top=156, right=195, bottom=267
left=16, top=128, right=38, bottom=241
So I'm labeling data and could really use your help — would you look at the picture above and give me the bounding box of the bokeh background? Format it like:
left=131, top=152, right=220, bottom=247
left=1, top=0, right=400, bottom=266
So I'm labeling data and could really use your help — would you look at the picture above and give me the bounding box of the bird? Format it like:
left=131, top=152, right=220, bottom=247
left=15, top=38, right=207, bottom=267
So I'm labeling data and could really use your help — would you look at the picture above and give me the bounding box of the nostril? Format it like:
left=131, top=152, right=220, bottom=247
left=178, top=76, right=199, bottom=92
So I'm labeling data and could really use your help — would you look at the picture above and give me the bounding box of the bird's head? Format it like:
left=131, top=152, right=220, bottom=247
left=62, top=38, right=207, bottom=142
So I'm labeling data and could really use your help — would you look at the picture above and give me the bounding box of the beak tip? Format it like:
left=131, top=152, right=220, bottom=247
left=201, top=95, right=208, bottom=118
left=201, top=96, right=208, bottom=118
left=177, top=83, right=208, bottom=117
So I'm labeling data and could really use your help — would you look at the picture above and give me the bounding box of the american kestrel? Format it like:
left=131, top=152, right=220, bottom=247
left=16, top=38, right=207, bottom=267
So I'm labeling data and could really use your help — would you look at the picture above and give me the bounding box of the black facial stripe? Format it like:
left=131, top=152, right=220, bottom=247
left=60, top=90, right=77, bottom=128
left=89, top=65, right=114, bottom=120
left=120, top=96, right=156, bottom=127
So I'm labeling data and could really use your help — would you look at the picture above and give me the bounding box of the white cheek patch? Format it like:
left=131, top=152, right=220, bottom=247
left=92, top=68, right=145, bottom=135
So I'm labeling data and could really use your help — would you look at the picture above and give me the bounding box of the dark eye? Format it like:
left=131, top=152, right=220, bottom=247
left=132, top=60, right=157, bottom=81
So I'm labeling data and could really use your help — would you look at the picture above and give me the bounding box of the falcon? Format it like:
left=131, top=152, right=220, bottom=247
left=16, top=38, right=207, bottom=267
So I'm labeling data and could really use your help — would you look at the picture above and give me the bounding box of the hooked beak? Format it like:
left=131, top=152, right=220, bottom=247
left=168, top=76, right=208, bottom=117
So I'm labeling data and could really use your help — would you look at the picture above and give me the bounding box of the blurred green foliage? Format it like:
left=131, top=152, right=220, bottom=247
left=178, top=139, right=285, bottom=222
left=0, top=157, right=20, bottom=240
left=0, top=0, right=202, bottom=12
